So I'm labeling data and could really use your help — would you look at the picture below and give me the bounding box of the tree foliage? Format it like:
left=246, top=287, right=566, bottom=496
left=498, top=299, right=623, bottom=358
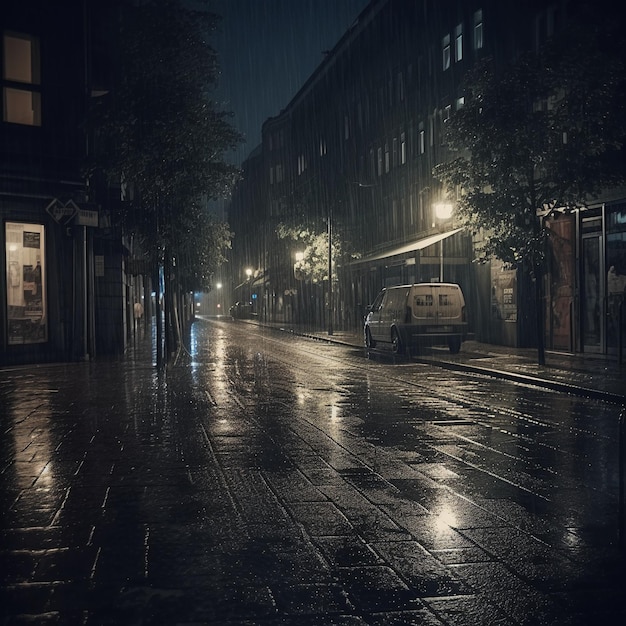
left=88, top=0, right=243, bottom=280
left=434, top=3, right=626, bottom=268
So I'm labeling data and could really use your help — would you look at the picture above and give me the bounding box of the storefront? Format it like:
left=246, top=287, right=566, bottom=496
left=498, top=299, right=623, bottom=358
left=544, top=200, right=626, bottom=356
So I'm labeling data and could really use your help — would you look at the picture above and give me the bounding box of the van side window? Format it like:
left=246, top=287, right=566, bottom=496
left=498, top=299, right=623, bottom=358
left=415, top=294, right=433, bottom=306
left=439, top=294, right=450, bottom=306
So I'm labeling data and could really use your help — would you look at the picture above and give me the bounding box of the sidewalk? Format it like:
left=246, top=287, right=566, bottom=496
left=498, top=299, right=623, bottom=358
left=256, top=321, right=626, bottom=405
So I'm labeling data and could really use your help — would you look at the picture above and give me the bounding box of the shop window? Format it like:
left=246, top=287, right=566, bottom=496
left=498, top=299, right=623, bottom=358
left=2, top=32, right=41, bottom=126
left=5, top=222, right=47, bottom=344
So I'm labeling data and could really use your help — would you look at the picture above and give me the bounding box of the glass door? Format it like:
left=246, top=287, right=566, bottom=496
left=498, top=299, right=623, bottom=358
left=581, top=235, right=604, bottom=352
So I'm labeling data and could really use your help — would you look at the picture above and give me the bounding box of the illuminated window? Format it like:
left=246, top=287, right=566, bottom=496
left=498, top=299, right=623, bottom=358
left=474, top=10, right=483, bottom=50
left=400, top=132, right=406, bottom=165
left=456, top=96, right=465, bottom=110
left=319, top=137, right=327, bottom=156
left=455, top=24, right=463, bottom=62
left=442, top=34, right=451, bottom=70
left=3, top=32, right=41, bottom=126
left=5, top=222, right=47, bottom=344
left=419, top=123, right=425, bottom=154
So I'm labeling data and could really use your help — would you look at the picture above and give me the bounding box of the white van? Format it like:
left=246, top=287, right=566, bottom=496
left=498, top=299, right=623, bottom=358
left=364, top=282, right=468, bottom=355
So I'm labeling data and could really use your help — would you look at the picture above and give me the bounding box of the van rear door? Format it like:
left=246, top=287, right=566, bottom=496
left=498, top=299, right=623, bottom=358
left=410, top=284, right=462, bottom=329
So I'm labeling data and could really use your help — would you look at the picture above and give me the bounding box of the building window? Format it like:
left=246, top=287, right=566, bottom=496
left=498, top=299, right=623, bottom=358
left=2, top=32, right=41, bottom=126
left=400, top=131, right=406, bottom=165
left=474, top=10, right=483, bottom=50
left=455, top=23, right=463, bottom=62
left=384, top=142, right=390, bottom=173
left=397, top=71, right=404, bottom=102
left=5, top=222, right=47, bottom=344
left=392, top=137, right=398, bottom=168
left=456, top=96, right=465, bottom=110
left=419, top=126, right=425, bottom=155
left=377, top=147, right=383, bottom=177
left=297, top=154, right=306, bottom=175
left=442, top=34, right=451, bottom=70
left=319, top=137, right=327, bottom=156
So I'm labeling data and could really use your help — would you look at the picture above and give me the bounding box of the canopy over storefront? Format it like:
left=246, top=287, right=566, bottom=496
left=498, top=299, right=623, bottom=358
left=352, top=227, right=464, bottom=265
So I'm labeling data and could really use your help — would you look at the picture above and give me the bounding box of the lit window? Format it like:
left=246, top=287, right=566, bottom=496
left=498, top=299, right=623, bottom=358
left=400, top=131, right=406, bottom=165
left=442, top=34, right=451, bottom=70
left=2, top=32, right=41, bottom=126
left=474, top=10, right=483, bottom=50
left=319, top=137, right=327, bottom=156
left=419, top=128, right=425, bottom=155
left=455, top=24, right=463, bottom=62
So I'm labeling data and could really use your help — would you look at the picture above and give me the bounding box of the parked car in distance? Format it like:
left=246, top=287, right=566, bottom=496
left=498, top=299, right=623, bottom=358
left=229, top=302, right=253, bottom=319
left=364, top=282, right=468, bottom=355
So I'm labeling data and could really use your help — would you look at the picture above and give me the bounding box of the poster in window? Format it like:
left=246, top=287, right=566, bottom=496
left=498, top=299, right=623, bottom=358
left=491, top=258, right=517, bottom=321
left=5, top=222, right=47, bottom=344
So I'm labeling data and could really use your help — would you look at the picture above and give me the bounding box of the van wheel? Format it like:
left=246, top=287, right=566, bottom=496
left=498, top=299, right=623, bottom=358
left=365, top=328, right=376, bottom=349
left=448, top=337, right=461, bottom=354
left=391, top=329, right=404, bottom=355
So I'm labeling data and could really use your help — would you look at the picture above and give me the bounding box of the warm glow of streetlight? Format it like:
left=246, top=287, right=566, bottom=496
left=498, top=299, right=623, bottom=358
left=434, top=202, right=454, bottom=220
left=245, top=268, right=252, bottom=278
left=216, top=282, right=222, bottom=289
left=295, top=252, right=304, bottom=262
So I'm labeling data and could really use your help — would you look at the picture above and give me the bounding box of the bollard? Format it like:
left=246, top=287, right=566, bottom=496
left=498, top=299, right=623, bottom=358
left=620, top=407, right=626, bottom=551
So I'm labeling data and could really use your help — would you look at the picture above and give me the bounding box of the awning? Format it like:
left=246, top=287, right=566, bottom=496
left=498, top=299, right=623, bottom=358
left=351, top=227, right=464, bottom=265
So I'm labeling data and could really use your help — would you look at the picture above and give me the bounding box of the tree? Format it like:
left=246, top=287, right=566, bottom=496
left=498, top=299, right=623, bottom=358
left=434, top=3, right=626, bottom=364
left=88, top=0, right=242, bottom=360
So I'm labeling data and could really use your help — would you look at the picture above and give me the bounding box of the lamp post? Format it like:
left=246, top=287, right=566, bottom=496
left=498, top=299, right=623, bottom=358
left=434, top=202, right=453, bottom=282
left=245, top=268, right=252, bottom=304
left=216, top=281, right=222, bottom=315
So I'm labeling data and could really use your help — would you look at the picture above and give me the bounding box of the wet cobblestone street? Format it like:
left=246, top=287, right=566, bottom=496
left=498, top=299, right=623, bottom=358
left=1, top=318, right=625, bottom=625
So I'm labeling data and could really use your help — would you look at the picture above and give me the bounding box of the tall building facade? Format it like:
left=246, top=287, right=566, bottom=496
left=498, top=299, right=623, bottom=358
left=1, top=1, right=143, bottom=365
left=228, top=0, right=626, bottom=355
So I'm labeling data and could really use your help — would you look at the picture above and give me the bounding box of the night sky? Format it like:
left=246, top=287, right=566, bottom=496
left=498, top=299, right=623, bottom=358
left=207, top=0, right=370, bottom=166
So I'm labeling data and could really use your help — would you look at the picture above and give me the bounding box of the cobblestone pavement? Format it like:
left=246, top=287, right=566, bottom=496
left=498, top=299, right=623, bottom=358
left=1, top=320, right=625, bottom=625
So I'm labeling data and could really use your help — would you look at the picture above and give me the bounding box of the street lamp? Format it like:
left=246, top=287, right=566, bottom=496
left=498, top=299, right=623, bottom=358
left=434, top=202, right=453, bottom=282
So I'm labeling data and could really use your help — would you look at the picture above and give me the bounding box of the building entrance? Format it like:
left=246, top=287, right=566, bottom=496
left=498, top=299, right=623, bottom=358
left=581, top=232, right=604, bottom=353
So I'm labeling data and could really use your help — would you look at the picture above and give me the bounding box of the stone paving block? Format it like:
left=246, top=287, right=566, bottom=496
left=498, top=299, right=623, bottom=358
left=335, top=565, right=419, bottom=613
left=271, top=582, right=354, bottom=616
left=366, top=606, right=447, bottom=625
left=314, top=535, right=384, bottom=567
left=288, top=501, right=354, bottom=536
left=424, top=594, right=511, bottom=626
left=371, top=539, right=472, bottom=598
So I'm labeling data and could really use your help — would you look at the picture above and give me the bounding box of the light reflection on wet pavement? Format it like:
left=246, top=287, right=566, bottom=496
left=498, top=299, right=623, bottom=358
left=1, top=317, right=624, bottom=625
